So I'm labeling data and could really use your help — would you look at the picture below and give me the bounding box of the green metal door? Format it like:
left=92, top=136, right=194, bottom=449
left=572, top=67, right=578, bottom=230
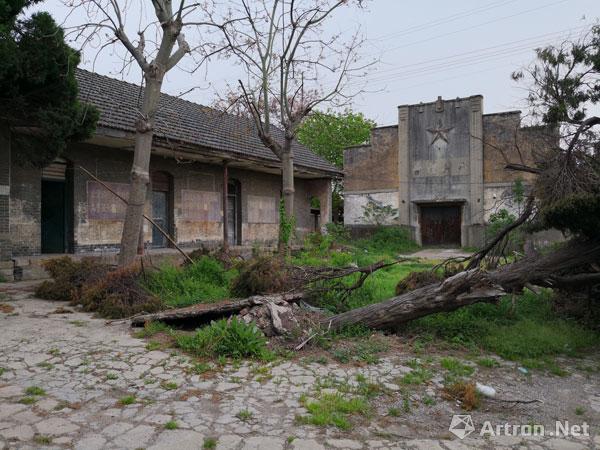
left=41, top=180, right=66, bottom=253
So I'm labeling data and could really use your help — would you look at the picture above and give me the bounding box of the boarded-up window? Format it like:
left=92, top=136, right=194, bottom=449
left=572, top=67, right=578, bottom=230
left=87, top=181, right=129, bottom=220
left=181, top=190, right=221, bottom=222
left=247, top=195, right=278, bottom=224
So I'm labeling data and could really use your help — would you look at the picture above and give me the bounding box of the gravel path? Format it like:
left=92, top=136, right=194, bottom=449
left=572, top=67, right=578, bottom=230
left=0, top=282, right=598, bottom=450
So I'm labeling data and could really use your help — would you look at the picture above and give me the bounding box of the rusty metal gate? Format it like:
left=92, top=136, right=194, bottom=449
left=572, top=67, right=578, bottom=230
left=420, top=204, right=461, bottom=246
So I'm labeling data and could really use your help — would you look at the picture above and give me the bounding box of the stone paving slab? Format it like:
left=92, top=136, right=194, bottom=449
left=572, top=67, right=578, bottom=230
left=0, top=287, right=598, bottom=450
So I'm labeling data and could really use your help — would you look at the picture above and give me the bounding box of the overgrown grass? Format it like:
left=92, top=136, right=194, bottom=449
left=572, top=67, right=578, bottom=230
left=144, top=257, right=235, bottom=308
left=408, top=289, right=599, bottom=366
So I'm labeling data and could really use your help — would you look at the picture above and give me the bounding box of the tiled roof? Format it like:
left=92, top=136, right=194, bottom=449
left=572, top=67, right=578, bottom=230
left=76, top=69, right=341, bottom=176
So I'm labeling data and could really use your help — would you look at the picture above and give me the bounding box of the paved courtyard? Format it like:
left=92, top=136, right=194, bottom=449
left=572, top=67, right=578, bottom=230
left=0, top=282, right=599, bottom=450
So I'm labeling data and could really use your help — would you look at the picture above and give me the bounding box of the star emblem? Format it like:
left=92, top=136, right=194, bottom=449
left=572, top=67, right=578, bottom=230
left=449, top=414, right=475, bottom=439
left=427, top=122, right=453, bottom=146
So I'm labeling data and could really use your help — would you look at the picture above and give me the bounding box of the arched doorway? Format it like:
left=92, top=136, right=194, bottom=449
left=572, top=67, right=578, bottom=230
left=227, top=179, right=242, bottom=246
left=151, top=171, right=173, bottom=248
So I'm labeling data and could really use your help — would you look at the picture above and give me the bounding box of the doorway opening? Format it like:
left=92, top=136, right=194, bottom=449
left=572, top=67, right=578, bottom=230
left=41, top=160, right=73, bottom=253
left=419, top=203, right=462, bottom=247
left=151, top=171, right=173, bottom=248
left=227, top=179, right=242, bottom=246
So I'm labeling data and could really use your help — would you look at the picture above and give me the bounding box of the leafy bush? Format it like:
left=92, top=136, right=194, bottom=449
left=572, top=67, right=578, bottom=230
left=35, top=257, right=110, bottom=301
left=175, top=317, right=269, bottom=359
left=541, top=193, right=600, bottom=238
left=79, top=265, right=163, bottom=319
left=144, top=257, right=232, bottom=308
left=485, top=209, right=524, bottom=251
left=354, top=226, right=418, bottom=256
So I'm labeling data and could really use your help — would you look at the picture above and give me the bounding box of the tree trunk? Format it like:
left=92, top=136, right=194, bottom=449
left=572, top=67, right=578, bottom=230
left=323, top=239, right=600, bottom=331
left=279, top=136, right=295, bottom=254
left=119, top=76, right=163, bottom=266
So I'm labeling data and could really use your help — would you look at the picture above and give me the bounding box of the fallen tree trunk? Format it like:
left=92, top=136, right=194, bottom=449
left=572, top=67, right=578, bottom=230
left=324, top=239, right=600, bottom=331
left=131, top=292, right=305, bottom=327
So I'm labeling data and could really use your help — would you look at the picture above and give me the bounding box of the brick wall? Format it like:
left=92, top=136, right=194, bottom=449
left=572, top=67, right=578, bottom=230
left=344, top=126, right=398, bottom=192
left=0, top=126, right=10, bottom=260
left=9, top=145, right=41, bottom=256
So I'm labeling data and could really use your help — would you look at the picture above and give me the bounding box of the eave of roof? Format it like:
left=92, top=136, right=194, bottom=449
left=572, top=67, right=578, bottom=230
left=76, top=69, right=342, bottom=178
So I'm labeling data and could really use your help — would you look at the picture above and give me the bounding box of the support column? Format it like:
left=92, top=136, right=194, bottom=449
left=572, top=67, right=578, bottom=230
left=222, top=160, right=229, bottom=250
left=468, top=96, right=485, bottom=247
left=397, top=105, right=411, bottom=226
left=318, top=179, right=332, bottom=232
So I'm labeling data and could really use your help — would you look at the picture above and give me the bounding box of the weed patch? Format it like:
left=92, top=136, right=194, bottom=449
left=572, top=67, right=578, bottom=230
left=297, top=392, right=370, bottom=430
left=175, top=318, right=270, bottom=360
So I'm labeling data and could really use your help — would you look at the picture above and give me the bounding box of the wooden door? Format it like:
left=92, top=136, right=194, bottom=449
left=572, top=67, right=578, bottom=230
left=420, top=205, right=461, bottom=246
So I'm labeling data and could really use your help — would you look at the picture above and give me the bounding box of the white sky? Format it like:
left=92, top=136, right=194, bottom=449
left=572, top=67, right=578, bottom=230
left=38, top=0, right=599, bottom=126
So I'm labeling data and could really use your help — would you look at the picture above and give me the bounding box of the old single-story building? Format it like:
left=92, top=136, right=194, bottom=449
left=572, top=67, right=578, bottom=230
left=0, top=70, right=340, bottom=268
left=344, top=95, right=552, bottom=247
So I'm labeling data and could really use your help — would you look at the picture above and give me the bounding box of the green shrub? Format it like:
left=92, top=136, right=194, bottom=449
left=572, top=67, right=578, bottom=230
left=175, top=317, right=269, bottom=359
left=541, top=193, right=600, bottom=238
left=485, top=209, right=524, bottom=251
left=144, top=257, right=232, bottom=308
left=355, top=226, right=418, bottom=256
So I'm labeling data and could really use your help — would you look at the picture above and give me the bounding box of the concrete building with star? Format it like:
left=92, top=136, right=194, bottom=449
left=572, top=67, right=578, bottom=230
left=343, top=95, right=553, bottom=248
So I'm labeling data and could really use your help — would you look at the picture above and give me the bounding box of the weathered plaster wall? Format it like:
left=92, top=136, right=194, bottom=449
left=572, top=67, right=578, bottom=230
left=6, top=142, right=330, bottom=255
left=344, top=192, right=399, bottom=226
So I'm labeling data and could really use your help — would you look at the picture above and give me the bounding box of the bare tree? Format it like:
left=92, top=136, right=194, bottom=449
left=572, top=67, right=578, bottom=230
left=215, top=0, right=373, bottom=252
left=64, top=1, right=224, bottom=266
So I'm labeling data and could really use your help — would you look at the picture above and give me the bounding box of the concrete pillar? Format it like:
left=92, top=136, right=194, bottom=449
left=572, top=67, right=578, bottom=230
left=468, top=96, right=485, bottom=246
left=397, top=105, right=410, bottom=226
left=318, top=179, right=332, bottom=232
left=222, top=160, right=229, bottom=250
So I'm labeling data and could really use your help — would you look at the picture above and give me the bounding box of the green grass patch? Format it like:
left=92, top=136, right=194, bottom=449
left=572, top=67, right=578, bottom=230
left=145, top=341, right=162, bottom=351
left=297, top=392, right=371, bottom=430
left=0, top=367, right=5, bottom=376
left=440, top=357, right=474, bottom=378
left=409, top=290, right=599, bottom=368
left=399, top=367, right=432, bottom=385
left=24, top=386, right=46, bottom=396
left=203, top=437, right=217, bottom=449
left=118, top=395, right=136, bottom=406
left=236, top=409, right=253, bottom=421
left=135, top=321, right=171, bottom=338
left=476, top=357, right=500, bottom=368
left=164, top=420, right=179, bottom=430
left=144, top=257, right=234, bottom=308
left=160, top=381, right=178, bottom=390
left=175, top=318, right=271, bottom=360
left=19, top=396, right=38, bottom=405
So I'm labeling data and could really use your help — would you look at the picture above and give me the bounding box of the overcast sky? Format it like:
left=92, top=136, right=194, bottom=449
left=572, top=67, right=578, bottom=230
left=40, top=0, right=599, bottom=125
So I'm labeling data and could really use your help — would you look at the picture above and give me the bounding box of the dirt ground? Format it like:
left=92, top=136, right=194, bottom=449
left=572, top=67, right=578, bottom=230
left=0, top=280, right=598, bottom=450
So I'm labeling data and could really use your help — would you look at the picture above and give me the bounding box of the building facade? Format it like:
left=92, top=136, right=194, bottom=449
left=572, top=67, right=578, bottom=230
left=344, top=95, right=548, bottom=247
left=0, top=70, right=339, bottom=267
